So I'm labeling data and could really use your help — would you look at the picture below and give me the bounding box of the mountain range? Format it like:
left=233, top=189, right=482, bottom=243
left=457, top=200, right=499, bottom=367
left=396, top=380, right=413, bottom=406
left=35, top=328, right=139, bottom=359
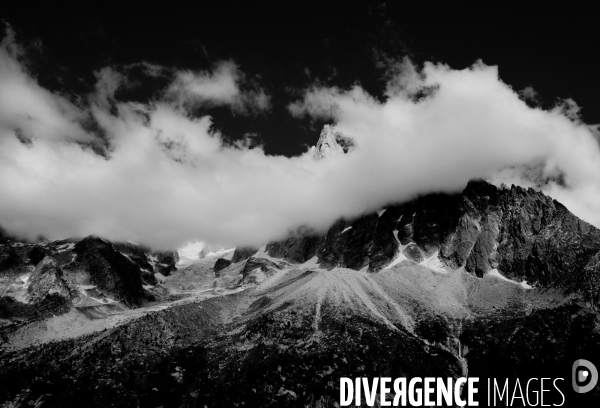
left=0, top=126, right=599, bottom=407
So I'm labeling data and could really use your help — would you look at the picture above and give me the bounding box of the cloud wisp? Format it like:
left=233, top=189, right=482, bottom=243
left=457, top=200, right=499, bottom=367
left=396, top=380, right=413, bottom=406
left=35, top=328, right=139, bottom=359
left=1, top=32, right=600, bottom=250
left=165, top=61, right=271, bottom=114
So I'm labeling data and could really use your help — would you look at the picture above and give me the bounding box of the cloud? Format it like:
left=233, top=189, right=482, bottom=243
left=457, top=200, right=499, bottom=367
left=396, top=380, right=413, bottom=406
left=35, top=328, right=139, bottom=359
left=2, top=32, right=600, bottom=250
left=165, top=61, right=271, bottom=114
left=290, top=59, right=600, bottom=228
left=0, top=34, right=92, bottom=146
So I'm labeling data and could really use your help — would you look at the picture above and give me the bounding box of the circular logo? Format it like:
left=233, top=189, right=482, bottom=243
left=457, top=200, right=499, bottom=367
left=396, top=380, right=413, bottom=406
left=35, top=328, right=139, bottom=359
left=572, top=359, right=598, bottom=394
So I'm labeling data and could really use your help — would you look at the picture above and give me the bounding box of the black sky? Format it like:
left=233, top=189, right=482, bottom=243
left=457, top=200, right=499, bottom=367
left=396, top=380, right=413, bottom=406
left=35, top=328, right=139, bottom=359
left=3, top=2, right=600, bottom=156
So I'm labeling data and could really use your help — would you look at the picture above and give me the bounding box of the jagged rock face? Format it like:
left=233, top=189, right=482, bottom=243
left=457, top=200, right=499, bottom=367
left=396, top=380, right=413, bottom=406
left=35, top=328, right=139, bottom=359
left=265, top=229, right=323, bottom=263
left=113, top=243, right=179, bottom=280
left=313, top=125, right=345, bottom=161
left=1, top=238, right=78, bottom=274
left=263, top=180, right=600, bottom=303
left=0, top=233, right=177, bottom=310
left=445, top=181, right=600, bottom=297
left=70, top=237, right=147, bottom=307
left=317, top=218, right=350, bottom=268
left=0, top=247, right=22, bottom=273
left=241, top=257, right=285, bottom=284
left=0, top=257, right=72, bottom=327
left=27, top=245, right=50, bottom=266
left=26, top=257, right=71, bottom=303
left=114, top=242, right=155, bottom=270
left=153, top=250, right=179, bottom=276
left=231, top=246, right=258, bottom=263
left=3, top=178, right=600, bottom=406
left=313, top=124, right=355, bottom=161
left=113, top=242, right=158, bottom=285
left=213, top=258, right=232, bottom=274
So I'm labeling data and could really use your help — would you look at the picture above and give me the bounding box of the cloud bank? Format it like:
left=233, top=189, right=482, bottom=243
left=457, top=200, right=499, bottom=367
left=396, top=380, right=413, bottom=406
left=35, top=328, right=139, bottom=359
left=1, top=32, right=600, bottom=250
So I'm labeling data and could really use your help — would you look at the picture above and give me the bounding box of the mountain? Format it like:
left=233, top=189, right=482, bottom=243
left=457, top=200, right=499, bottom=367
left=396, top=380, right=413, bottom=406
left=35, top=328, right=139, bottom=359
left=313, top=124, right=355, bottom=161
left=1, top=180, right=599, bottom=406
left=264, top=180, right=600, bottom=304
left=0, top=235, right=179, bottom=342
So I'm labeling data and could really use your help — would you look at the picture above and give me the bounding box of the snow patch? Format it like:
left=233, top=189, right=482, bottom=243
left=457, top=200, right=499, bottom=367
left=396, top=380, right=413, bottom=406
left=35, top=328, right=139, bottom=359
left=177, top=241, right=205, bottom=266
left=384, top=230, right=409, bottom=270
left=419, top=251, right=448, bottom=273
left=487, top=269, right=514, bottom=283
left=253, top=245, right=289, bottom=264
left=486, top=269, right=533, bottom=289
left=204, top=247, right=235, bottom=259
left=56, top=243, right=75, bottom=252
left=300, top=256, right=320, bottom=269
left=147, top=255, right=158, bottom=270
left=121, top=253, right=135, bottom=263
left=340, top=226, right=352, bottom=234
left=520, top=281, right=533, bottom=289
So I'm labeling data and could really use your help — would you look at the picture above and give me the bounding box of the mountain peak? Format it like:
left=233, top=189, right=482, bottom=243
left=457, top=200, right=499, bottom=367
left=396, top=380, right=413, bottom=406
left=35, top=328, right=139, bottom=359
left=313, top=125, right=355, bottom=161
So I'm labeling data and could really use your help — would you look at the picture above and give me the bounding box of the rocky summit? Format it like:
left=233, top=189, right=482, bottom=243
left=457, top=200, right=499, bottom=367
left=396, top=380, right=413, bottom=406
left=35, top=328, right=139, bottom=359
left=1, top=180, right=599, bottom=407
left=313, top=124, right=355, bottom=161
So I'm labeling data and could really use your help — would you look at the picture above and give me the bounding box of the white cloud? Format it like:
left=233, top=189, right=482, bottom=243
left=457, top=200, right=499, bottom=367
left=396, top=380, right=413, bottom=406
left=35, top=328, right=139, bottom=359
left=165, top=61, right=271, bottom=114
left=290, top=59, right=600, bottom=228
left=2, top=33, right=600, bottom=250
left=0, top=38, right=92, bottom=145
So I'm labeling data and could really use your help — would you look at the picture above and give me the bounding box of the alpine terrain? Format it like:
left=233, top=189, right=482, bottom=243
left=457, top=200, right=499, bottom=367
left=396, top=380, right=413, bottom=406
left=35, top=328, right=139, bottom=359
left=1, top=126, right=599, bottom=407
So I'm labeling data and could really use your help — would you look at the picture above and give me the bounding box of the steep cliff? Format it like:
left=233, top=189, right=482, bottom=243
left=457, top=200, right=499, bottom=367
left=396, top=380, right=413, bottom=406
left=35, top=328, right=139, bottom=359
left=264, top=180, right=600, bottom=304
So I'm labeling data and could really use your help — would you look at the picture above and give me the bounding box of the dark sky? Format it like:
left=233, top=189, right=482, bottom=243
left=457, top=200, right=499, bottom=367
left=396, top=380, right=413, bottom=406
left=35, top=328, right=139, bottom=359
left=3, top=2, right=600, bottom=156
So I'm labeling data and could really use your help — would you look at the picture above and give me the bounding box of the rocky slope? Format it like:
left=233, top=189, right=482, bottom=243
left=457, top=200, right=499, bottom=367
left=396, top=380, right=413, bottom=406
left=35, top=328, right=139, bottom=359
left=0, top=180, right=599, bottom=406
left=263, top=180, right=600, bottom=305
left=0, top=234, right=179, bottom=343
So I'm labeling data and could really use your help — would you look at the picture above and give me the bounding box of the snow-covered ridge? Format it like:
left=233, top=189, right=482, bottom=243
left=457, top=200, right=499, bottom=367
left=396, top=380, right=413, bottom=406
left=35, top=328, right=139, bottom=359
left=177, top=242, right=206, bottom=266
left=177, top=241, right=234, bottom=267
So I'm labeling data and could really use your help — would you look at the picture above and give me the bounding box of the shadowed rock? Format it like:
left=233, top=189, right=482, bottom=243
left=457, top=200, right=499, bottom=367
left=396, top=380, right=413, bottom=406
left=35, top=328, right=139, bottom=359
left=241, top=257, right=285, bottom=284
left=114, top=242, right=178, bottom=280
left=263, top=180, right=600, bottom=305
left=265, top=228, right=323, bottom=263
left=231, top=246, right=258, bottom=263
left=153, top=250, right=179, bottom=276
left=0, top=247, right=22, bottom=273
left=213, top=258, right=232, bottom=274
left=27, top=257, right=71, bottom=303
left=70, top=236, right=147, bottom=307
left=27, top=246, right=50, bottom=266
